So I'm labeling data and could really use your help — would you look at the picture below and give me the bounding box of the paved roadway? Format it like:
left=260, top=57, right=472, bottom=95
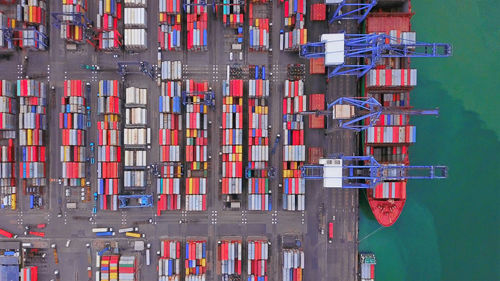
left=0, top=1, right=362, bottom=280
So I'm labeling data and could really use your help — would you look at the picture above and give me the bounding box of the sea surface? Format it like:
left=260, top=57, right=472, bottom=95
left=358, top=1, right=500, bottom=280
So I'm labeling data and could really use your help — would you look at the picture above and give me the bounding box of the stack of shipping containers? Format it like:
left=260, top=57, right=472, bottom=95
left=118, top=255, right=138, bottom=281
left=248, top=239, right=269, bottom=281
left=185, top=239, right=207, bottom=281
left=184, top=80, right=209, bottom=211
left=247, top=67, right=271, bottom=211
left=96, top=0, right=122, bottom=50
left=59, top=0, right=87, bottom=42
left=308, top=94, right=324, bottom=129
left=15, top=0, right=48, bottom=50
left=20, top=266, right=39, bottom=280
left=282, top=79, right=306, bottom=211
left=248, top=0, right=270, bottom=52
left=100, top=255, right=119, bottom=281
left=218, top=239, right=242, bottom=280
left=185, top=0, right=208, bottom=51
left=124, top=1, right=147, bottom=50
left=248, top=18, right=269, bottom=51
left=124, top=87, right=148, bottom=191
left=221, top=0, right=244, bottom=28
left=60, top=80, right=86, bottom=188
left=158, top=0, right=182, bottom=50
left=97, top=80, right=121, bottom=211
left=158, top=239, right=181, bottom=280
left=364, top=14, right=417, bottom=207
left=18, top=79, right=47, bottom=209
left=221, top=80, right=243, bottom=205
left=0, top=12, right=15, bottom=50
left=280, top=0, right=307, bottom=51
left=158, top=61, right=182, bottom=213
left=0, top=80, right=16, bottom=210
left=282, top=249, right=304, bottom=281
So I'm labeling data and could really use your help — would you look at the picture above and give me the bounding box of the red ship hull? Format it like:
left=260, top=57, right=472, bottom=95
left=367, top=189, right=406, bottom=227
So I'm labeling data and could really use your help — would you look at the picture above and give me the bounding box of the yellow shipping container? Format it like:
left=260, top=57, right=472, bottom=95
left=27, top=130, right=32, bottom=145
left=11, top=194, right=16, bottom=210
left=105, top=0, right=111, bottom=14
left=125, top=232, right=142, bottom=238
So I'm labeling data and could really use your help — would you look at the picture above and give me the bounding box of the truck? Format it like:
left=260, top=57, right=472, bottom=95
left=0, top=228, right=14, bottom=238
left=92, top=227, right=112, bottom=233
left=96, top=231, right=115, bottom=237
left=125, top=232, right=145, bottom=238
left=328, top=222, right=334, bottom=243
left=145, top=244, right=151, bottom=266
left=27, top=231, right=45, bottom=237
left=118, top=227, right=139, bottom=233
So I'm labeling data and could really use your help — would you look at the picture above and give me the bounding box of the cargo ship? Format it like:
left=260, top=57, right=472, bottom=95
left=363, top=1, right=415, bottom=227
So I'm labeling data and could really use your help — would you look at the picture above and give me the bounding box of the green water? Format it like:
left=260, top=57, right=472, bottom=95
left=359, top=1, right=500, bottom=280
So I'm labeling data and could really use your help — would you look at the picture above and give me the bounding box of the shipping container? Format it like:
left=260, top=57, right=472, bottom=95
left=310, top=3, right=325, bottom=21
left=308, top=94, right=325, bottom=129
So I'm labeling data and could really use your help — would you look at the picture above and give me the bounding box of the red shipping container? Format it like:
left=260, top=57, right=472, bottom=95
left=311, top=4, right=326, bottom=21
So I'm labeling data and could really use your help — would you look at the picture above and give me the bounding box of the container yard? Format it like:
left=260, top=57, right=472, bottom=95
left=282, top=78, right=306, bottom=211
left=60, top=80, right=87, bottom=188
left=221, top=79, right=243, bottom=207
left=97, top=80, right=121, bottom=211
left=0, top=0, right=452, bottom=280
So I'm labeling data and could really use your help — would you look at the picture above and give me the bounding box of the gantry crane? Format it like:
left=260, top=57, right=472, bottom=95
left=327, top=0, right=377, bottom=24
left=183, top=0, right=245, bottom=14
left=299, top=97, right=439, bottom=132
left=301, top=155, right=447, bottom=189
left=182, top=89, right=216, bottom=108
left=0, top=27, right=48, bottom=50
left=300, top=33, right=452, bottom=77
left=118, top=195, right=153, bottom=208
left=51, top=12, right=91, bottom=29
left=117, top=61, right=156, bottom=80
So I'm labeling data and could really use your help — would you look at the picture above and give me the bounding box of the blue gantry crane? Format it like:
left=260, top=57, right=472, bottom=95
left=327, top=0, right=377, bottom=24
left=51, top=12, right=91, bottom=28
left=0, top=26, right=48, bottom=50
left=118, top=61, right=156, bottom=80
left=300, top=33, right=452, bottom=78
left=299, top=97, right=439, bottom=132
left=182, top=89, right=216, bottom=108
left=118, top=195, right=153, bottom=208
left=301, top=155, right=447, bottom=188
